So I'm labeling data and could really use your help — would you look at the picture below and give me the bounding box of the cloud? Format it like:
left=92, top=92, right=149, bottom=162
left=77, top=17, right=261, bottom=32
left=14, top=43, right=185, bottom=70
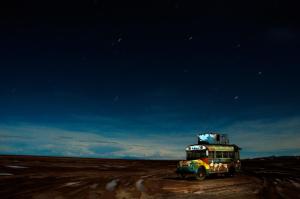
left=0, top=134, right=33, bottom=140
left=224, top=117, right=300, bottom=157
left=0, top=124, right=187, bottom=159
left=1, top=116, right=300, bottom=159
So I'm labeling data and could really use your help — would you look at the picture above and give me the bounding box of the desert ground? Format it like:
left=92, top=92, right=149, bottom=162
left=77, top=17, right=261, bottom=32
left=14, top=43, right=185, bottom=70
left=0, top=155, right=300, bottom=199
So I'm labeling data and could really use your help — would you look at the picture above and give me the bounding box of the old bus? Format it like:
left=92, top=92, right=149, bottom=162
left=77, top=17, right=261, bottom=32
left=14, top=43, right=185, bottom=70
left=176, top=137, right=241, bottom=180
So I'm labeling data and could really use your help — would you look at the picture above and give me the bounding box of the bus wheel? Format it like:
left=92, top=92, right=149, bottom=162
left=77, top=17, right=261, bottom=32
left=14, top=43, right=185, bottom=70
left=195, top=167, right=206, bottom=180
left=180, top=173, right=186, bottom=179
left=227, top=167, right=235, bottom=177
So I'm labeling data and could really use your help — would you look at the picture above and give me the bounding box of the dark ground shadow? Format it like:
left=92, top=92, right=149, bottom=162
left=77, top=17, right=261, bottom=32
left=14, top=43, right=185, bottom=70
left=163, top=173, right=238, bottom=181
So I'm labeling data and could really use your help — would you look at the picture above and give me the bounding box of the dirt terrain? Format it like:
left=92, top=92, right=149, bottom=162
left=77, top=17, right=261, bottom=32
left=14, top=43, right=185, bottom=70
left=0, top=155, right=300, bottom=199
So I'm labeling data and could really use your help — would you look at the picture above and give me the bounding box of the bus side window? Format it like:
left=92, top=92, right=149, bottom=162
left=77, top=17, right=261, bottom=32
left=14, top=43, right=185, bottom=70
left=223, top=151, right=229, bottom=158
left=228, top=152, right=234, bottom=158
left=209, top=151, right=215, bottom=158
left=216, top=151, right=222, bottom=158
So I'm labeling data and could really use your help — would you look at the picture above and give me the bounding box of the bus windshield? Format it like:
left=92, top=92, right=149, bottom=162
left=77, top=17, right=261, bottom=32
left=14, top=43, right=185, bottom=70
left=186, top=150, right=207, bottom=160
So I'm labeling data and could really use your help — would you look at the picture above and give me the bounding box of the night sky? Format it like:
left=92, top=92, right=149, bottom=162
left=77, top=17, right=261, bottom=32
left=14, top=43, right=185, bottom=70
left=0, top=0, right=300, bottom=159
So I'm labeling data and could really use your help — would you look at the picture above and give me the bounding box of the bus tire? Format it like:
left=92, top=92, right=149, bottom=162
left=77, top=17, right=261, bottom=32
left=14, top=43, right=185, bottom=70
left=195, top=167, right=206, bottom=180
left=227, top=166, right=235, bottom=177
left=179, top=173, right=186, bottom=179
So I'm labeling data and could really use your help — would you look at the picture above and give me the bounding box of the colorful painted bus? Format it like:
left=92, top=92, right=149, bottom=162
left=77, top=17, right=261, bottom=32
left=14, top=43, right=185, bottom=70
left=176, top=135, right=241, bottom=180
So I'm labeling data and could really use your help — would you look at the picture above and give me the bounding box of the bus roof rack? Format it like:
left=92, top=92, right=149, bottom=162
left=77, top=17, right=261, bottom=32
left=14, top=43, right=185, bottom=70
left=189, top=143, right=241, bottom=150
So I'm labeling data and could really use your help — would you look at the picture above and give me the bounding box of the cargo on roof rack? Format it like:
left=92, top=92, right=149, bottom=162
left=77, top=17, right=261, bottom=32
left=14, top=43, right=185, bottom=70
left=197, top=133, right=229, bottom=145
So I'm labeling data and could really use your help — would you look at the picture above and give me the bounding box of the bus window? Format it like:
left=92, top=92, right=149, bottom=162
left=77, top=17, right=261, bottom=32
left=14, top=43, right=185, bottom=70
left=228, top=152, right=234, bottom=158
left=208, top=151, right=215, bottom=158
left=223, top=151, right=229, bottom=158
left=186, top=150, right=207, bottom=160
left=216, top=151, right=222, bottom=158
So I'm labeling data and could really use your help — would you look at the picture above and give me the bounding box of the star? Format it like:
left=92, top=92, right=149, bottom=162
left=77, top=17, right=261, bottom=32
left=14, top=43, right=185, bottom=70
left=112, top=36, right=123, bottom=46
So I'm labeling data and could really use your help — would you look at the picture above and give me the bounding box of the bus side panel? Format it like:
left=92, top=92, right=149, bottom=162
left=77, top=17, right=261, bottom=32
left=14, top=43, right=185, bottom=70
left=207, top=158, right=235, bottom=173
